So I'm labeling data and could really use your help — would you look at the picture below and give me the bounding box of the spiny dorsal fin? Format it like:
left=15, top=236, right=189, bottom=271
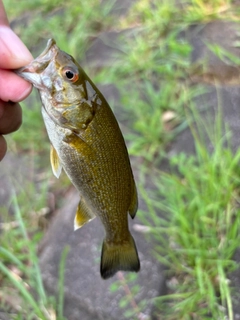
left=128, top=181, right=138, bottom=219
left=74, top=198, right=96, bottom=230
left=50, top=145, right=62, bottom=178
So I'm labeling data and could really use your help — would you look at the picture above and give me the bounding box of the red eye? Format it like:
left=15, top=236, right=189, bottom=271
left=62, top=67, right=79, bottom=83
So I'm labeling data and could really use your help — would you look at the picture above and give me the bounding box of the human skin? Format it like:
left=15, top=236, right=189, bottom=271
left=0, top=0, right=33, bottom=160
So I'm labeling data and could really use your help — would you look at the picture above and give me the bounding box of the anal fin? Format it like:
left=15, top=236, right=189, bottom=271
left=74, top=198, right=95, bottom=230
left=50, top=145, right=62, bottom=178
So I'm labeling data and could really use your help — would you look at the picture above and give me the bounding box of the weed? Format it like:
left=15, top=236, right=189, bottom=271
left=5, top=0, right=118, bottom=59
left=8, top=93, right=48, bottom=155
left=110, top=272, right=149, bottom=320
left=138, top=107, right=240, bottom=319
left=0, top=193, right=67, bottom=319
left=183, top=0, right=237, bottom=22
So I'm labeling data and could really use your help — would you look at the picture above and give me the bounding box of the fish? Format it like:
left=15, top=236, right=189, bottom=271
left=16, top=39, right=140, bottom=279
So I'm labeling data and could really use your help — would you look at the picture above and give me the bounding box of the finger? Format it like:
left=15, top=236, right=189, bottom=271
left=0, top=26, right=33, bottom=69
left=0, top=100, right=22, bottom=134
left=0, top=135, right=7, bottom=161
left=0, top=69, right=32, bottom=102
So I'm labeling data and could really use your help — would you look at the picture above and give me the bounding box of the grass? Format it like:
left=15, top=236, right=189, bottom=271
left=4, top=0, right=118, bottom=59
left=0, top=193, right=67, bottom=319
left=2, top=0, right=240, bottom=319
left=182, top=0, right=238, bottom=22
left=139, top=106, right=240, bottom=319
left=8, top=94, right=48, bottom=156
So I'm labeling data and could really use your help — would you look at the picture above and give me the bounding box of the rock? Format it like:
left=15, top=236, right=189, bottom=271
left=0, top=312, right=11, bottom=320
left=39, top=191, right=163, bottom=320
left=187, top=21, right=240, bottom=84
left=0, top=152, right=34, bottom=218
left=169, top=84, right=240, bottom=156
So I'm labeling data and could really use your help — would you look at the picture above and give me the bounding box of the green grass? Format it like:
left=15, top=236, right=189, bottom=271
left=108, top=105, right=240, bottom=319
left=8, top=95, right=48, bottom=155
left=4, top=0, right=117, bottom=59
left=0, top=193, right=67, bottom=319
left=182, top=0, right=238, bottom=22
left=2, top=0, right=240, bottom=319
left=138, top=107, right=240, bottom=319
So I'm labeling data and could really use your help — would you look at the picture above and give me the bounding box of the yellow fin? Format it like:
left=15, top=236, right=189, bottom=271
left=100, top=234, right=140, bottom=279
left=50, top=145, right=62, bottom=178
left=128, top=181, right=138, bottom=219
left=74, top=198, right=95, bottom=230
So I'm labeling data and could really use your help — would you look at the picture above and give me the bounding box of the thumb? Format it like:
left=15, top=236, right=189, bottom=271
left=0, top=26, right=33, bottom=69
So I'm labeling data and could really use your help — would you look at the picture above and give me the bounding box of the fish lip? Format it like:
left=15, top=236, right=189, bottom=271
left=15, top=38, right=58, bottom=86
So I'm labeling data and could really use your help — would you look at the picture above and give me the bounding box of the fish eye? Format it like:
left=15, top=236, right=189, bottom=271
left=62, top=67, right=79, bottom=83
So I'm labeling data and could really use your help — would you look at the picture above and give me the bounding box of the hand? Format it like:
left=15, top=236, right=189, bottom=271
left=0, top=0, right=33, bottom=160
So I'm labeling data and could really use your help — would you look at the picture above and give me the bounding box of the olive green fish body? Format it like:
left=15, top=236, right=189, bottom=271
left=16, top=39, right=140, bottom=279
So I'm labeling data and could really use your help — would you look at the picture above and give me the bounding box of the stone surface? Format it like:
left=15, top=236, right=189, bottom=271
left=169, top=85, right=240, bottom=156
left=0, top=152, right=34, bottom=215
left=186, top=21, right=240, bottom=84
left=39, top=191, right=162, bottom=320
left=0, top=312, right=11, bottom=320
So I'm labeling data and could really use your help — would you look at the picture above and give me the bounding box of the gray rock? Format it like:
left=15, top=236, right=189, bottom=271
left=169, top=84, right=240, bottom=156
left=0, top=312, right=11, bottom=320
left=0, top=152, right=34, bottom=217
left=39, top=191, right=162, bottom=320
left=186, top=20, right=240, bottom=83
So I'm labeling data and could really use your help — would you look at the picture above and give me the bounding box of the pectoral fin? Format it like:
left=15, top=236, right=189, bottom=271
left=63, top=131, right=87, bottom=147
left=50, top=145, right=62, bottom=178
left=74, top=198, right=96, bottom=230
left=128, top=181, right=138, bottom=219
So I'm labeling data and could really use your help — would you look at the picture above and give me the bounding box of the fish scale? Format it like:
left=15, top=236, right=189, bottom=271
left=16, top=38, right=140, bottom=279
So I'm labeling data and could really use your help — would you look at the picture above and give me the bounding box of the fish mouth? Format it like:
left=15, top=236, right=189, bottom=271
left=15, top=38, right=58, bottom=88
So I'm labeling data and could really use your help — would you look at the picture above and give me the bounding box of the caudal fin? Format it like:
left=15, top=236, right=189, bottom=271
left=100, top=234, right=140, bottom=279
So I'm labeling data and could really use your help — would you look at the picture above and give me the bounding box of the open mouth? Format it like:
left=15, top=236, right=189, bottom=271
left=15, top=39, right=58, bottom=87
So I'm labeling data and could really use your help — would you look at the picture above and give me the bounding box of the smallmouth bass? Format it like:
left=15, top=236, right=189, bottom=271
left=16, top=39, right=140, bottom=279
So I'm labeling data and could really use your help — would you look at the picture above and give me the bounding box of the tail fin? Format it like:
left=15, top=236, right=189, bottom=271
left=100, top=234, right=140, bottom=279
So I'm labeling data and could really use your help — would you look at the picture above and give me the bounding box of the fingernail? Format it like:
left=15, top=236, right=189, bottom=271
left=0, top=26, right=33, bottom=68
